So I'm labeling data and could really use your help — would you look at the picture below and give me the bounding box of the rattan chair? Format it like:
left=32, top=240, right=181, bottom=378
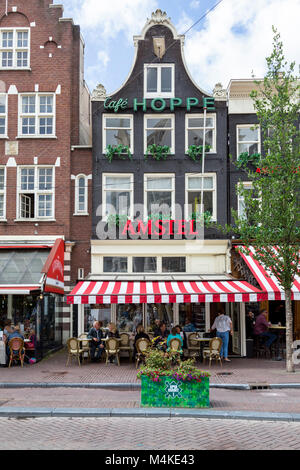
left=105, top=337, right=120, bottom=366
left=187, top=332, right=200, bottom=359
left=8, top=338, right=25, bottom=368
left=66, top=337, right=83, bottom=366
left=169, top=337, right=182, bottom=364
left=79, top=335, right=91, bottom=361
left=135, top=337, right=150, bottom=369
left=119, top=332, right=132, bottom=361
left=203, top=337, right=223, bottom=367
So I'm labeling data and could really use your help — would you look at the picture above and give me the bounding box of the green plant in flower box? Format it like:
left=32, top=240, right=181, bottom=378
left=137, top=350, right=210, bottom=408
left=107, top=214, right=129, bottom=228
left=145, top=144, right=171, bottom=161
left=187, top=144, right=211, bottom=162
left=105, top=144, right=132, bottom=163
left=236, top=151, right=261, bottom=169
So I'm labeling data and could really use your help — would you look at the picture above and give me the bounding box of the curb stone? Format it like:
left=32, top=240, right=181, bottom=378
left=1, top=407, right=300, bottom=422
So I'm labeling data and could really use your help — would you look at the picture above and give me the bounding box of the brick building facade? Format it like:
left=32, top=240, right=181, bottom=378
left=0, top=0, right=92, bottom=353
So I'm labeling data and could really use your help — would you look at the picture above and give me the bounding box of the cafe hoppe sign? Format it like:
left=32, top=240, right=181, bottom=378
left=104, top=96, right=215, bottom=112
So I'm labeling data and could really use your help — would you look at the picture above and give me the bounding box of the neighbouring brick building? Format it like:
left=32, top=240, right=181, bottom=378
left=0, top=0, right=92, bottom=357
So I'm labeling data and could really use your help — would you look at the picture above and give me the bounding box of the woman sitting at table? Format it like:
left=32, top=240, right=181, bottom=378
left=133, top=324, right=150, bottom=359
left=167, top=327, right=183, bottom=353
left=105, top=322, right=120, bottom=339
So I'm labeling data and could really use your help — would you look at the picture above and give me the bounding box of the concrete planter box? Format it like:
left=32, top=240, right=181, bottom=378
left=141, top=375, right=210, bottom=408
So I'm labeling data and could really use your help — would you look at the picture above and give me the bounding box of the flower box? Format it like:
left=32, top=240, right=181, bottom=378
left=140, top=374, right=210, bottom=408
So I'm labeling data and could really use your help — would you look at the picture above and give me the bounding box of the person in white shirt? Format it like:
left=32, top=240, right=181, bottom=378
left=210, top=312, right=233, bottom=362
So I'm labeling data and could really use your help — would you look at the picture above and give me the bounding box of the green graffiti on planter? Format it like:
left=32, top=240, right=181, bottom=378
left=141, top=375, right=210, bottom=408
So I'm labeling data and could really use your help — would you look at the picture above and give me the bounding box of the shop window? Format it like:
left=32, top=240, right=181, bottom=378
left=18, top=167, right=54, bottom=220
left=117, top=304, right=143, bottom=333
left=75, top=175, right=88, bottom=215
left=144, top=115, right=175, bottom=153
left=237, top=125, right=260, bottom=156
left=0, top=28, right=30, bottom=69
left=133, top=257, right=157, bottom=273
left=0, top=94, right=7, bottom=136
left=185, top=114, right=216, bottom=153
left=102, top=115, right=133, bottom=153
left=146, top=303, right=174, bottom=333
left=102, top=173, right=133, bottom=219
left=19, top=94, right=55, bottom=137
left=144, top=173, right=175, bottom=219
left=179, top=303, right=206, bottom=331
left=103, top=257, right=128, bottom=273
left=0, top=167, right=6, bottom=219
left=144, top=64, right=174, bottom=98
left=84, top=304, right=111, bottom=332
left=185, top=173, right=217, bottom=221
left=162, top=257, right=186, bottom=273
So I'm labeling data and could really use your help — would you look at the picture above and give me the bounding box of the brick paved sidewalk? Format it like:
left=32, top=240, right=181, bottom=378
left=1, top=348, right=300, bottom=385
left=0, top=386, right=300, bottom=414
left=1, top=417, right=300, bottom=450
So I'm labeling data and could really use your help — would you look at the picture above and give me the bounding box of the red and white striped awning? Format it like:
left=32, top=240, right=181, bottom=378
left=237, top=246, right=300, bottom=301
left=67, top=280, right=264, bottom=305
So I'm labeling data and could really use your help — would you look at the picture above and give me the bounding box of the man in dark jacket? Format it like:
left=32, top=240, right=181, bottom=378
left=87, top=321, right=104, bottom=361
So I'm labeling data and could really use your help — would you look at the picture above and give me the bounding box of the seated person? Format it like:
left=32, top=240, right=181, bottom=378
left=153, top=319, right=162, bottom=337
left=3, top=320, right=13, bottom=338
left=105, top=322, right=120, bottom=363
left=6, top=325, right=24, bottom=359
left=87, top=321, right=105, bottom=362
left=25, top=329, right=37, bottom=351
left=183, top=318, right=196, bottom=332
left=105, top=322, right=120, bottom=339
left=253, top=309, right=277, bottom=349
left=133, top=324, right=150, bottom=358
left=175, top=324, right=187, bottom=349
left=153, top=322, right=169, bottom=351
left=167, top=327, right=183, bottom=352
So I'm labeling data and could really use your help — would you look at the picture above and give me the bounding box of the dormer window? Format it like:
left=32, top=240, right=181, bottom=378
left=144, top=64, right=174, bottom=98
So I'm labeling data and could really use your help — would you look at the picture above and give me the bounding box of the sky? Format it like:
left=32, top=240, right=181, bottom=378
left=54, top=0, right=300, bottom=95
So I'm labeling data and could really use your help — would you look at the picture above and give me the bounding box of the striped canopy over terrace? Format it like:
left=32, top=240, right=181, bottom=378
left=67, top=279, right=264, bottom=305
left=237, top=246, right=300, bottom=301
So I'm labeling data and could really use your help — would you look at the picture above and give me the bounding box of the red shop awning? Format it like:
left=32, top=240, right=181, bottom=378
left=42, top=239, right=65, bottom=295
left=237, top=246, right=300, bottom=301
left=67, top=279, right=264, bottom=305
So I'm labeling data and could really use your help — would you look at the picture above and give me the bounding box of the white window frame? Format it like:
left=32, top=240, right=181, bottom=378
left=185, top=113, right=217, bottom=153
left=236, top=124, right=261, bottom=157
left=100, top=255, right=187, bottom=274
left=0, top=27, right=30, bottom=69
left=102, top=173, right=134, bottom=220
left=0, top=94, right=7, bottom=138
left=185, top=173, right=217, bottom=221
left=144, top=63, right=175, bottom=99
left=16, top=166, right=55, bottom=221
left=74, top=174, right=88, bottom=215
left=237, top=181, right=261, bottom=220
left=18, top=93, right=56, bottom=138
left=144, top=173, right=175, bottom=220
left=144, top=114, right=175, bottom=154
left=0, top=166, right=6, bottom=220
left=102, top=114, right=134, bottom=154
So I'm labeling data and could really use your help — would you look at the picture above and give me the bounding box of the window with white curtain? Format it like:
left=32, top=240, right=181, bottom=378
left=144, top=174, right=175, bottom=219
left=185, top=173, right=217, bottom=220
left=0, top=167, right=6, bottom=219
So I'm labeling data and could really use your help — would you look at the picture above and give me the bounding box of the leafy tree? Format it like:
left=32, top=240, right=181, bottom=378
left=233, top=28, right=300, bottom=372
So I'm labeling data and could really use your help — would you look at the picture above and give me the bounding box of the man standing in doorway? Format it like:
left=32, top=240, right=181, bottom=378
left=210, top=312, right=233, bottom=362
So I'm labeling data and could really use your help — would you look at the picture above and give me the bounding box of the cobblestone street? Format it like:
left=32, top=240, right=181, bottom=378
left=1, top=416, right=300, bottom=450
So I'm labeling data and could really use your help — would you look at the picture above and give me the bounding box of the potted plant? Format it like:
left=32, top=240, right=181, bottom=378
left=187, top=144, right=211, bottom=162
left=105, top=144, right=132, bottom=163
left=137, top=349, right=210, bottom=408
left=236, top=151, right=261, bottom=169
left=145, top=144, right=171, bottom=161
